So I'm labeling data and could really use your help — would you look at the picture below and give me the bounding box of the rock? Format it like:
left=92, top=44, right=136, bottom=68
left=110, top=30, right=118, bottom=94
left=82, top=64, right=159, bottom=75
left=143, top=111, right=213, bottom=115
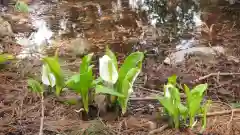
left=0, top=16, right=13, bottom=37
left=70, top=36, right=92, bottom=56
left=164, top=46, right=225, bottom=65
left=227, top=55, right=239, bottom=63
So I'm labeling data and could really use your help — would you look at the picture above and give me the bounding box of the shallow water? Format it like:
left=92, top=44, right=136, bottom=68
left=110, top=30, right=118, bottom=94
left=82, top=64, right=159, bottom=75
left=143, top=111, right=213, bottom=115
left=1, top=0, right=235, bottom=59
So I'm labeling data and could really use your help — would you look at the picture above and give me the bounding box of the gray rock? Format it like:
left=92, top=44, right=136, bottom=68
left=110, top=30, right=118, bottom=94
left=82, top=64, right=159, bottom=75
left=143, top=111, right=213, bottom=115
left=164, top=46, right=225, bottom=65
left=0, top=16, right=13, bottom=37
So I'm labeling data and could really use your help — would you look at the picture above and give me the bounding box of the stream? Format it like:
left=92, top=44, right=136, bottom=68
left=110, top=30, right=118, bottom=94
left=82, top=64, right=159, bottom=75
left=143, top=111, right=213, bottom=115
left=0, top=0, right=212, bottom=58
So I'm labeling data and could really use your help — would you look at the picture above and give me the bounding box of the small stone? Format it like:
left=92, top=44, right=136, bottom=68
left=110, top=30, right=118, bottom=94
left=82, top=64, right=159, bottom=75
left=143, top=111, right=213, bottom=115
left=70, top=36, right=92, bottom=56
left=148, top=121, right=157, bottom=130
left=0, top=17, right=13, bottom=37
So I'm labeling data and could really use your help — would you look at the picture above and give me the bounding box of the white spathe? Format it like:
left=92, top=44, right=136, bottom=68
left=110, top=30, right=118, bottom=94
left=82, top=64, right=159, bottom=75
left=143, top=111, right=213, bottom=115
left=99, top=55, right=118, bottom=84
left=41, top=64, right=56, bottom=87
left=164, top=84, right=172, bottom=98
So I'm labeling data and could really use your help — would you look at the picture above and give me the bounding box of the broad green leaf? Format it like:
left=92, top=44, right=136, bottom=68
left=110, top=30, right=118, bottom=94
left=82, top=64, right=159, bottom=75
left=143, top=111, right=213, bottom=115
left=66, top=74, right=80, bottom=84
left=118, top=78, right=132, bottom=114
left=67, top=68, right=93, bottom=113
left=95, top=85, right=124, bottom=97
left=118, top=52, right=144, bottom=82
left=168, top=74, right=177, bottom=86
left=201, top=100, right=211, bottom=131
left=0, top=54, right=14, bottom=64
left=66, top=74, right=81, bottom=91
left=157, top=95, right=180, bottom=128
left=117, top=52, right=144, bottom=91
left=189, top=95, right=203, bottom=127
left=79, top=67, right=94, bottom=93
left=178, top=103, right=187, bottom=114
left=171, top=86, right=181, bottom=105
left=188, top=84, right=208, bottom=125
left=106, top=46, right=118, bottom=69
left=179, top=103, right=188, bottom=124
left=80, top=53, right=93, bottom=74
left=164, top=84, right=180, bottom=104
left=15, top=1, right=29, bottom=13
left=156, top=96, right=176, bottom=116
left=184, top=84, right=191, bottom=109
left=191, top=83, right=208, bottom=95
left=28, top=79, right=43, bottom=94
left=124, top=68, right=140, bottom=86
left=91, top=77, right=103, bottom=87
left=43, top=57, right=64, bottom=96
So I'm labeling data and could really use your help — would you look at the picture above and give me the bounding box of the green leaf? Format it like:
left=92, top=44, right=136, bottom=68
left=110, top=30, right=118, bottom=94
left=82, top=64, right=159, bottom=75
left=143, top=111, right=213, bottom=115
left=79, top=67, right=94, bottom=93
left=189, top=95, right=202, bottom=127
left=156, top=96, right=176, bottom=116
left=43, top=57, right=64, bottom=96
left=168, top=74, right=177, bottom=86
left=191, top=84, right=208, bottom=96
left=27, top=79, right=43, bottom=94
left=80, top=53, right=93, bottom=74
left=67, top=67, right=93, bottom=113
left=92, top=77, right=103, bottom=87
left=118, top=52, right=144, bottom=81
left=118, top=78, right=132, bottom=114
left=157, top=95, right=180, bottom=128
left=66, top=74, right=81, bottom=91
left=179, top=103, right=188, bottom=124
left=15, top=1, right=29, bottom=13
left=161, top=84, right=181, bottom=128
left=0, top=54, right=14, bottom=64
left=117, top=52, right=144, bottom=92
left=178, top=103, right=187, bottom=114
left=66, top=54, right=95, bottom=113
left=124, top=68, right=140, bottom=86
left=201, top=100, right=211, bottom=131
left=184, top=84, right=191, bottom=109
left=95, top=85, right=125, bottom=97
left=106, top=46, right=118, bottom=69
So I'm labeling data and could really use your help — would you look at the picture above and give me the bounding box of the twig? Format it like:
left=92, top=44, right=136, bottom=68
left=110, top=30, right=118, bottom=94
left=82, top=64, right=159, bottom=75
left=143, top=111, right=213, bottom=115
left=133, top=86, right=161, bottom=93
left=148, top=124, right=168, bottom=135
left=206, top=109, right=240, bottom=117
left=130, top=97, right=157, bottom=101
left=227, top=108, right=234, bottom=128
left=192, top=72, right=240, bottom=83
left=39, top=93, right=44, bottom=135
left=133, top=86, right=186, bottom=98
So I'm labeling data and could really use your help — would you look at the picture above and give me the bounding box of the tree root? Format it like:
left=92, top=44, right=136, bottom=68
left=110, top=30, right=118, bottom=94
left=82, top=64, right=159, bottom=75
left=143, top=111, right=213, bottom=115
left=148, top=124, right=168, bottom=135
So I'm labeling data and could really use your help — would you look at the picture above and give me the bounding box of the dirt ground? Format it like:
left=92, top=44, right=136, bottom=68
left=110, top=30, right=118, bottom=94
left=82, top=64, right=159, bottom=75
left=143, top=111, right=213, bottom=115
left=1, top=0, right=240, bottom=135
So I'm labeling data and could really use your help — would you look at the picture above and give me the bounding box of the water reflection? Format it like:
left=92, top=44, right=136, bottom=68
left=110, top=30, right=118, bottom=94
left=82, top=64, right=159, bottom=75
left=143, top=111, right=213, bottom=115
left=129, top=0, right=201, bottom=35
left=16, top=1, right=54, bottom=58
left=14, top=0, right=206, bottom=58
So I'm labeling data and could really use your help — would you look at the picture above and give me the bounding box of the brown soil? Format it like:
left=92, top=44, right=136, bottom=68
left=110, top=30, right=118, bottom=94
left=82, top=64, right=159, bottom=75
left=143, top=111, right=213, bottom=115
left=1, top=1, right=240, bottom=135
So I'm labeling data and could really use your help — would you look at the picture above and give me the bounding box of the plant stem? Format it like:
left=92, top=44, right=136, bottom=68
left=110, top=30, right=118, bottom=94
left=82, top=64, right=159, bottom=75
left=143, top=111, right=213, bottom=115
left=174, top=116, right=180, bottom=128
left=39, top=92, right=44, bottom=135
left=107, top=82, right=116, bottom=103
left=189, top=115, right=194, bottom=128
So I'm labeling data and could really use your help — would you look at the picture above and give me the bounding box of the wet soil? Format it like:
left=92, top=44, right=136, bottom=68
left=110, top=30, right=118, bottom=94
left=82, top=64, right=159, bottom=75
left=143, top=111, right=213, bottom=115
left=1, top=0, right=240, bottom=135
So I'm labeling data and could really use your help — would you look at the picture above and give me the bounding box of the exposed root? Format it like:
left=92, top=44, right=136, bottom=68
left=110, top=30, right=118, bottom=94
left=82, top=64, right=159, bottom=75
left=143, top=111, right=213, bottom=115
left=207, top=109, right=240, bottom=117
left=148, top=124, right=168, bottom=135
left=192, top=72, right=240, bottom=83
